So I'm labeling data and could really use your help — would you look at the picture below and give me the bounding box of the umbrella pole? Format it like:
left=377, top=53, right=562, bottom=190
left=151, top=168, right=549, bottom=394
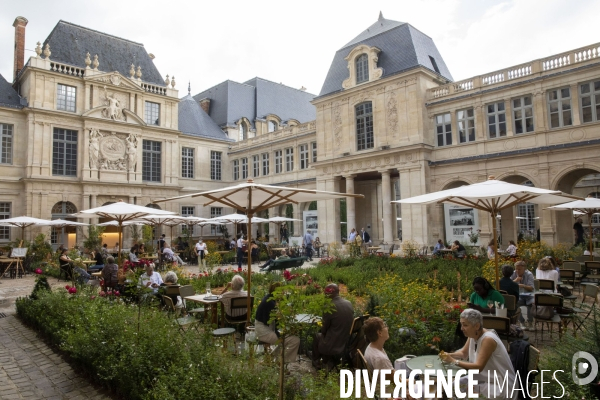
left=589, top=212, right=594, bottom=261
left=492, top=212, right=500, bottom=289
left=247, top=193, right=253, bottom=326
left=119, top=221, right=123, bottom=266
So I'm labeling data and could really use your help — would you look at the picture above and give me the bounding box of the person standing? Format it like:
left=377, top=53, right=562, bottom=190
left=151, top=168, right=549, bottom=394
left=511, top=260, right=534, bottom=330
left=348, top=228, right=357, bottom=243
left=361, top=227, right=371, bottom=245
left=236, top=234, right=246, bottom=272
left=303, top=229, right=313, bottom=261
left=574, top=217, right=585, bottom=246
left=195, top=239, right=207, bottom=268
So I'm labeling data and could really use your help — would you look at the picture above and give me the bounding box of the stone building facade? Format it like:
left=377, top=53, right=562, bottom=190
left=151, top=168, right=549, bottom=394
left=1, top=14, right=599, bottom=249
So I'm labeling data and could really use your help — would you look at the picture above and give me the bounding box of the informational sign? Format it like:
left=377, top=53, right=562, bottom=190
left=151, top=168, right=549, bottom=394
left=444, top=204, right=479, bottom=245
left=303, top=210, right=318, bottom=237
left=10, top=247, right=28, bottom=258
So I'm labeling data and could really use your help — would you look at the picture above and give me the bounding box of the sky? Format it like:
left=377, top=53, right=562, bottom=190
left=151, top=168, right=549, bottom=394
left=1, top=0, right=599, bottom=97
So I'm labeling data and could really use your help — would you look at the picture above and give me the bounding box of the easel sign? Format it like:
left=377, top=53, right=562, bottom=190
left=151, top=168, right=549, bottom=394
left=11, top=248, right=28, bottom=258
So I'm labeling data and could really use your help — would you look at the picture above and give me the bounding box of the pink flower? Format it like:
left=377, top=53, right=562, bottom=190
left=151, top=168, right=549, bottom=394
left=99, top=291, right=106, bottom=297
left=65, top=285, right=71, bottom=290
left=114, top=291, right=120, bottom=297
left=90, top=295, right=96, bottom=300
left=35, top=268, right=43, bottom=275
left=68, top=287, right=77, bottom=294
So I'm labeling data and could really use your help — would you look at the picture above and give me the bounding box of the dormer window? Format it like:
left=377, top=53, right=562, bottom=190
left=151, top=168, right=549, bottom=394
left=356, top=54, right=369, bottom=84
left=239, top=121, right=248, bottom=141
left=268, top=120, right=278, bottom=133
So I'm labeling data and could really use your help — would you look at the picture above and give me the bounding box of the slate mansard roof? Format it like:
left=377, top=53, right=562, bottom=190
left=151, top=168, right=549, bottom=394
left=193, top=78, right=316, bottom=129
left=42, top=20, right=165, bottom=86
left=178, top=94, right=233, bottom=142
left=319, top=15, right=453, bottom=97
left=0, top=73, right=25, bottom=108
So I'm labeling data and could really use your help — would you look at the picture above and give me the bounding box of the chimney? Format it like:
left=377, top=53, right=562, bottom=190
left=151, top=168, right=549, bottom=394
left=13, top=16, right=28, bottom=81
left=199, top=98, right=211, bottom=114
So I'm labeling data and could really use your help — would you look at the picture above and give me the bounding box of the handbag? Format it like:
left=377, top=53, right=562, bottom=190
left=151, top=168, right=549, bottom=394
left=559, top=286, right=572, bottom=297
left=532, top=305, right=554, bottom=320
left=241, top=244, right=248, bottom=252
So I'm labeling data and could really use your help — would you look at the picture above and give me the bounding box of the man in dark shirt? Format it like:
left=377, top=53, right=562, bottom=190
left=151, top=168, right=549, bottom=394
left=311, top=283, right=354, bottom=370
left=573, top=218, right=585, bottom=246
left=499, top=264, right=520, bottom=300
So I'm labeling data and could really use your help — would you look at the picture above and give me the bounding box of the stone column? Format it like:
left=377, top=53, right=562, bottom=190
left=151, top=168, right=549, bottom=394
left=318, top=176, right=340, bottom=244
left=293, top=203, right=302, bottom=236
left=381, top=170, right=393, bottom=243
left=345, top=174, right=356, bottom=234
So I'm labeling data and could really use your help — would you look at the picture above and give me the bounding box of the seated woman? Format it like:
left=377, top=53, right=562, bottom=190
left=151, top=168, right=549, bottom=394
left=163, top=243, right=186, bottom=266
left=138, top=243, right=146, bottom=255
left=487, top=239, right=496, bottom=260
left=441, top=309, right=519, bottom=399
left=451, top=240, right=466, bottom=258
left=101, top=256, right=119, bottom=291
left=536, top=257, right=559, bottom=291
left=160, top=271, right=182, bottom=308
left=254, top=282, right=300, bottom=363
left=468, top=277, right=505, bottom=314
left=129, top=244, right=140, bottom=267
left=59, top=249, right=74, bottom=280
left=506, top=240, right=517, bottom=257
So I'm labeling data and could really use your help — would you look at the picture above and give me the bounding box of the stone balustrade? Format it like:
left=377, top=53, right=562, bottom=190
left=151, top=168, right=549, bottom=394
left=228, top=121, right=316, bottom=152
left=427, top=42, right=600, bottom=101
left=140, top=82, right=168, bottom=96
left=49, top=61, right=85, bottom=78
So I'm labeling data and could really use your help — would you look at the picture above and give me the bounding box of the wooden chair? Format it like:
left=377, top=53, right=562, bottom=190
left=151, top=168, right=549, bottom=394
left=162, top=295, right=200, bottom=334
left=527, top=346, right=541, bottom=392
left=571, top=284, right=600, bottom=335
left=355, top=349, right=373, bottom=376
left=347, top=315, right=370, bottom=368
left=533, top=293, right=563, bottom=343
left=558, top=269, right=578, bottom=303
left=501, top=294, right=522, bottom=325
left=537, top=279, right=555, bottom=292
left=562, top=261, right=583, bottom=292
left=223, top=296, right=254, bottom=332
left=482, top=315, right=511, bottom=345
left=584, top=261, right=600, bottom=282
left=576, top=255, right=592, bottom=264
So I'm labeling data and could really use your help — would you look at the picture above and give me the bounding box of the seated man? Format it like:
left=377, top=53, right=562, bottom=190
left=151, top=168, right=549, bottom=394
left=432, top=239, right=444, bottom=256
left=138, top=264, right=163, bottom=294
left=260, top=250, right=290, bottom=272
left=312, top=283, right=354, bottom=370
left=163, top=243, right=186, bottom=266
left=101, top=256, right=119, bottom=291
left=220, top=275, right=248, bottom=318
left=499, top=264, right=520, bottom=300
left=254, top=282, right=300, bottom=363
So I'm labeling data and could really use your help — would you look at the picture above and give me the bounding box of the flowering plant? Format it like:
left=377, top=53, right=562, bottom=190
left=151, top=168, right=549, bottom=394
left=468, top=228, right=481, bottom=245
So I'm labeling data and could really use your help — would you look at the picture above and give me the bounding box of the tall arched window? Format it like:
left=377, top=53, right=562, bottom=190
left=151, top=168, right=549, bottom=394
left=355, top=102, right=374, bottom=150
left=239, top=121, right=248, bottom=141
left=356, top=54, right=369, bottom=84
left=50, top=201, right=78, bottom=245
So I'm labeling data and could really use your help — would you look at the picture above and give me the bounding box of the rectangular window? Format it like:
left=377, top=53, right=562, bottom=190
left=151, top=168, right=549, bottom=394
left=252, top=155, right=260, bottom=177
left=518, top=203, right=536, bottom=236
left=435, top=113, right=452, bottom=146
left=456, top=109, right=475, bottom=143
left=513, top=96, right=534, bottom=134
left=262, top=153, right=269, bottom=175
left=181, top=147, right=194, bottom=178
left=0, top=202, right=10, bottom=240
left=210, top=151, right=222, bottom=180
left=145, top=101, right=160, bottom=125
left=181, top=206, right=195, bottom=235
left=0, top=124, right=13, bottom=164
left=52, top=128, right=78, bottom=176
left=356, top=102, right=374, bottom=150
left=57, top=84, right=76, bottom=112
left=487, top=101, right=507, bottom=138
left=548, top=87, right=572, bottom=128
left=210, top=207, right=222, bottom=235
left=299, top=144, right=309, bottom=169
left=285, top=148, right=294, bottom=172
left=580, top=80, right=600, bottom=123
left=142, top=140, right=161, bottom=182
left=233, top=160, right=239, bottom=180
left=241, top=157, right=248, bottom=179
left=275, top=150, right=282, bottom=174
left=311, top=142, right=317, bottom=163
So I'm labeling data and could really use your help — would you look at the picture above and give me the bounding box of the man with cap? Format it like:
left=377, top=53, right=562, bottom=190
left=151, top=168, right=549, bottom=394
left=195, top=238, right=207, bottom=268
left=311, top=283, right=354, bottom=370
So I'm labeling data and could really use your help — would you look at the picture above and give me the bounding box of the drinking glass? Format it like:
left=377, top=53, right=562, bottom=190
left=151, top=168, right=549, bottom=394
left=487, top=300, right=494, bottom=311
left=206, top=282, right=211, bottom=296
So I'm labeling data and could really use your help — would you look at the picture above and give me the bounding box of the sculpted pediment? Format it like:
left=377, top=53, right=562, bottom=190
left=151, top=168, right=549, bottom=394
left=83, top=106, right=146, bottom=126
left=85, top=71, right=143, bottom=92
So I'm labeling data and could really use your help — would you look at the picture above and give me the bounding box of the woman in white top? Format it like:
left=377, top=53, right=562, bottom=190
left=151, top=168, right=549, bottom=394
left=195, top=239, right=207, bottom=267
left=487, top=239, right=496, bottom=260
left=441, top=309, right=518, bottom=400
left=536, top=257, right=559, bottom=290
left=506, top=240, right=517, bottom=257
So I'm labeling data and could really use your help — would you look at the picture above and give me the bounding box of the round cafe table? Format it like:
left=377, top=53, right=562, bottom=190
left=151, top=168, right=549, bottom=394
left=405, top=355, right=463, bottom=374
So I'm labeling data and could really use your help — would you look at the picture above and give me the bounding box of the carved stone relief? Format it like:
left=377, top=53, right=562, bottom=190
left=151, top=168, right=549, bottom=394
left=101, top=86, right=126, bottom=121
left=333, top=103, right=342, bottom=148
left=89, top=128, right=102, bottom=169
left=93, top=131, right=139, bottom=171
left=386, top=91, right=398, bottom=135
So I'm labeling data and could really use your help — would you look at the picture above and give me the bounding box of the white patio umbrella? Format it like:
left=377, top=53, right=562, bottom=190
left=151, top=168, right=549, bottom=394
left=547, top=197, right=600, bottom=259
left=178, top=216, right=220, bottom=238
left=392, top=176, right=581, bottom=288
left=0, top=216, right=52, bottom=241
left=74, top=201, right=175, bottom=264
left=97, top=220, right=145, bottom=227
left=153, top=178, right=364, bottom=324
left=44, top=219, right=91, bottom=248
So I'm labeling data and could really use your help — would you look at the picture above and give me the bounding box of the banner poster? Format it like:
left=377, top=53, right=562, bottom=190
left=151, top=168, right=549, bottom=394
left=443, top=203, right=479, bottom=245
left=303, top=210, right=318, bottom=237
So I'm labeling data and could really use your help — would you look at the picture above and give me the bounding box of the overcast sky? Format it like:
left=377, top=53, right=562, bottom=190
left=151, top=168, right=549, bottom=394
left=1, top=0, right=599, bottom=97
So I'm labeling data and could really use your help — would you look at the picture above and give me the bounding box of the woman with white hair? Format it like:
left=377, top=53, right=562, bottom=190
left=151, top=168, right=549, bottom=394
left=440, top=309, right=518, bottom=399
left=220, top=275, right=248, bottom=317
left=160, top=271, right=183, bottom=308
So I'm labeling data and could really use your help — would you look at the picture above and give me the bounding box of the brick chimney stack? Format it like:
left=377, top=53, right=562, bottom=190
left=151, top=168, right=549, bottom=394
left=13, top=16, right=28, bottom=81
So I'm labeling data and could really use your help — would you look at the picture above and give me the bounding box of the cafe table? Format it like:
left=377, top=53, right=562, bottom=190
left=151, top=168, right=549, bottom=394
left=184, top=293, right=222, bottom=325
left=367, top=246, right=381, bottom=254
left=404, top=355, right=464, bottom=398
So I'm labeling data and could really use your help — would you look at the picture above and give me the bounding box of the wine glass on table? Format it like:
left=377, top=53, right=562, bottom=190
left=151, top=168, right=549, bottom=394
left=487, top=300, right=494, bottom=313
